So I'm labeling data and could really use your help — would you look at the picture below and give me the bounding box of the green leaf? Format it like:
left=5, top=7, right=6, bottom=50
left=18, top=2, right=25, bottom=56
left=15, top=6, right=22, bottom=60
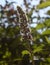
left=22, top=50, right=30, bottom=56
left=44, top=19, right=50, bottom=27
left=37, top=1, right=50, bottom=9
left=3, top=51, right=11, bottom=58
left=45, top=36, right=50, bottom=44
left=47, top=10, right=50, bottom=15
left=46, top=0, right=50, bottom=1
left=13, top=58, right=22, bottom=61
left=36, top=19, right=50, bottom=30
left=33, top=44, right=44, bottom=53
left=46, top=58, right=50, bottom=63
left=36, top=23, right=45, bottom=30
left=42, top=29, right=50, bottom=35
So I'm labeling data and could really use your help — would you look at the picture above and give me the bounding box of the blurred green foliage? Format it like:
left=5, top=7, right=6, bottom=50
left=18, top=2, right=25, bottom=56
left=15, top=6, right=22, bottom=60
left=0, top=0, right=50, bottom=65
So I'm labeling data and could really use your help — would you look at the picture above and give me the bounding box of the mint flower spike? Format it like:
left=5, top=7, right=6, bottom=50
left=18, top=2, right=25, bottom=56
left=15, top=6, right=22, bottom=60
left=17, top=6, right=33, bottom=45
